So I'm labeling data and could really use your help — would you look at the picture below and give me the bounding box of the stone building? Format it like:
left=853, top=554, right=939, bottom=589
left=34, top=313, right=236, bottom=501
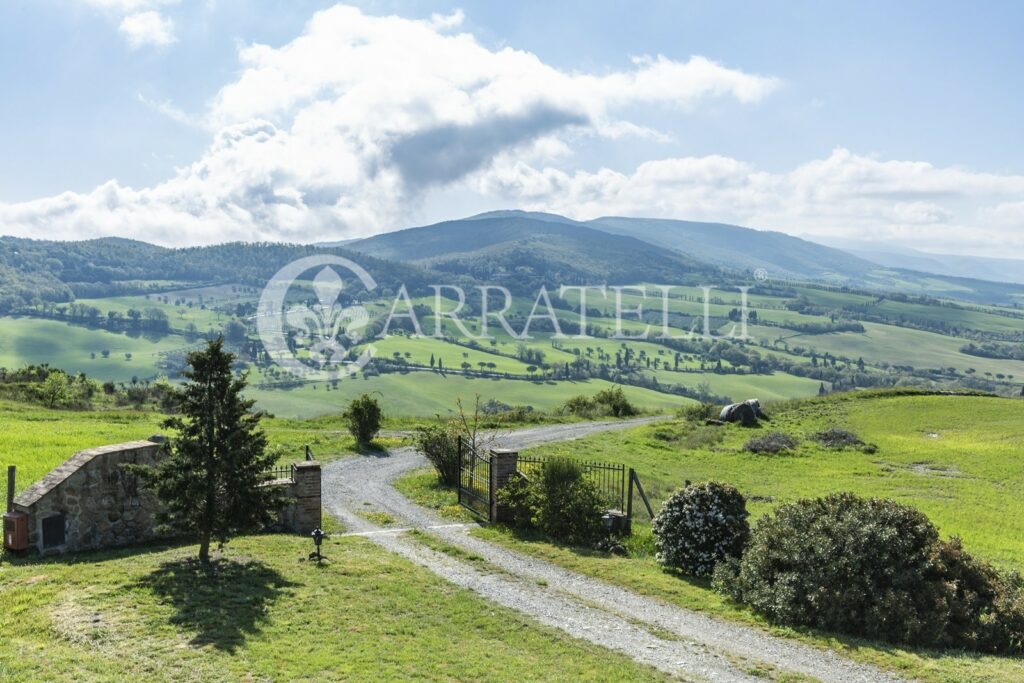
left=10, top=441, right=321, bottom=556
left=12, top=441, right=163, bottom=555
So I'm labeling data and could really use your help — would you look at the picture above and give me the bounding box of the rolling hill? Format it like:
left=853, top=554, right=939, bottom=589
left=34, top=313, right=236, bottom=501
left=345, top=214, right=727, bottom=292
left=454, top=211, right=1024, bottom=304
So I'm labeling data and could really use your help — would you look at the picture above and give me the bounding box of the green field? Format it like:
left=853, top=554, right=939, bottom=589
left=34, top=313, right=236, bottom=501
left=0, top=401, right=366, bottom=495
left=247, top=371, right=691, bottom=418
left=5, top=275, right=1024, bottom=424
left=0, top=318, right=191, bottom=383
left=785, top=321, right=1024, bottom=377
left=0, top=534, right=663, bottom=682
left=399, top=390, right=1024, bottom=682
left=526, top=391, right=1024, bottom=566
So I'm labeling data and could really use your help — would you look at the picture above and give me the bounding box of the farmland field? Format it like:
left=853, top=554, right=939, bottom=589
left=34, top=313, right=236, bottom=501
left=0, top=317, right=192, bottom=382
left=247, top=370, right=690, bottom=418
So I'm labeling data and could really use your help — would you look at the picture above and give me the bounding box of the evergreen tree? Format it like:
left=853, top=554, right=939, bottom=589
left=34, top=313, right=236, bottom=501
left=133, top=338, right=286, bottom=564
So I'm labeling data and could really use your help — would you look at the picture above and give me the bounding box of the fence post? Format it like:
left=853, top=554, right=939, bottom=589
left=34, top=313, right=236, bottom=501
left=489, top=448, right=518, bottom=523
left=626, top=468, right=635, bottom=534
left=457, top=437, right=463, bottom=507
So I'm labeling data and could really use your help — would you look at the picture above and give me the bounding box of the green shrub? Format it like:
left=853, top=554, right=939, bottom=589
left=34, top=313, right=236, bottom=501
left=679, top=402, right=720, bottom=422
left=343, top=394, right=383, bottom=445
left=496, top=457, right=605, bottom=546
left=562, top=386, right=639, bottom=419
left=497, top=474, right=536, bottom=530
left=652, top=481, right=749, bottom=576
left=713, top=492, right=1024, bottom=653
left=593, top=386, right=640, bottom=417
left=413, top=422, right=461, bottom=486
left=563, top=394, right=597, bottom=417
left=743, top=431, right=797, bottom=454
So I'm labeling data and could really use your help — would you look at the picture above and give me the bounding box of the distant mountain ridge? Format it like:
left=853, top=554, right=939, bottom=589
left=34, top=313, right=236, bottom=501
left=6, top=210, right=1024, bottom=307
left=426, top=210, right=1024, bottom=304
left=344, top=214, right=726, bottom=292
left=815, top=238, right=1024, bottom=286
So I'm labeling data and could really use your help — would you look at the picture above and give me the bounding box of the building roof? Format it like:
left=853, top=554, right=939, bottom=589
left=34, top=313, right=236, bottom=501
left=14, top=441, right=159, bottom=508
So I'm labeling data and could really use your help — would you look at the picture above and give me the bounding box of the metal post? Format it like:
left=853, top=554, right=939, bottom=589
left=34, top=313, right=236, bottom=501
left=488, top=451, right=495, bottom=523
left=6, top=466, right=15, bottom=513
left=457, top=437, right=463, bottom=507
left=620, top=464, right=626, bottom=514
left=626, top=468, right=635, bottom=534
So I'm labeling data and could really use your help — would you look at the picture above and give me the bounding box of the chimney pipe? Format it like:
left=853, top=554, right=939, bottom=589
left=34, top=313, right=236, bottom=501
left=6, top=466, right=14, bottom=513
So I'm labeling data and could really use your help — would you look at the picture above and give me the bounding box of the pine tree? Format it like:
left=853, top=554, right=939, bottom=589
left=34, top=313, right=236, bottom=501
left=133, top=338, right=286, bottom=564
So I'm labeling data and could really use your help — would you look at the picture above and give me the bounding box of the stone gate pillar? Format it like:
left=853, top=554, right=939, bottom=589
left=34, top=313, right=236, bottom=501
left=490, top=448, right=519, bottom=523
left=291, top=461, right=321, bottom=533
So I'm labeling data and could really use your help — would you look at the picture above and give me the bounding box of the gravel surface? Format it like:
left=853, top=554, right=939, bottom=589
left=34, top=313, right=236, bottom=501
left=322, top=418, right=906, bottom=683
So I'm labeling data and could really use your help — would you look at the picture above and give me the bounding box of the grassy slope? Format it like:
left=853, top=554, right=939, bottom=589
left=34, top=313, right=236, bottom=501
left=0, top=535, right=664, bottom=682
left=784, top=321, right=1024, bottom=377
left=0, top=317, right=191, bottom=382
left=0, top=401, right=367, bottom=494
left=247, top=372, right=690, bottom=418
left=529, top=392, right=1024, bottom=566
left=398, top=391, right=1024, bottom=682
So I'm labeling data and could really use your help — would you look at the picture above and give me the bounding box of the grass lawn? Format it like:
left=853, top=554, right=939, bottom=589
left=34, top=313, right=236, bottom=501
left=0, top=534, right=666, bottom=682
left=395, top=390, right=1024, bottom=683
left=0, top=401, right=391, bottom=495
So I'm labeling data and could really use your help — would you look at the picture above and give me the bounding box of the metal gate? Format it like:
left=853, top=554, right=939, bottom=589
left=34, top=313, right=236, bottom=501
left=457, top=437, right=492, bottom=520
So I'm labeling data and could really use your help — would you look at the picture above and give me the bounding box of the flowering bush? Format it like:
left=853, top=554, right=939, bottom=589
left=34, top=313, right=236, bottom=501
left=652, top=481, right=749, bottom=576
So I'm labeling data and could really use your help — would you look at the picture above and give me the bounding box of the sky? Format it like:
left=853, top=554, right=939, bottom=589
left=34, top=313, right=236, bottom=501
left=1, top=0, right=1023, bottom=256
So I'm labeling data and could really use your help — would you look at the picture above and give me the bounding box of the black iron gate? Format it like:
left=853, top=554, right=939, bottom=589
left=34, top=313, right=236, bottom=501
left=517, top=455, right=627, bottom=513
left=457, top=437, right=492, bottom=520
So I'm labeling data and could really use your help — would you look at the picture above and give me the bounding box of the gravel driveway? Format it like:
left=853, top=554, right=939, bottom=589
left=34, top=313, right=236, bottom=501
left=322, top=419, right=906, bottom=683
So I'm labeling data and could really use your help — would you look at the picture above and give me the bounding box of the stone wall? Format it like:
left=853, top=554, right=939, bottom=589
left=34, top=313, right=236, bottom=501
left=269, top=461, right=322, bottom=534
left=12, top=442, right=323, bottom=556
left=13, top=441, right=162, bottom=556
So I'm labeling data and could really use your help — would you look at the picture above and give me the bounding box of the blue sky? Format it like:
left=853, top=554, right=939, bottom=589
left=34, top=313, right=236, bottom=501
left=1, top=1, right=1023, bottom=254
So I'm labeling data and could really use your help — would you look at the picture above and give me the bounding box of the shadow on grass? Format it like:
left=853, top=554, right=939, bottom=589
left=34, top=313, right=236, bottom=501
left=135, top=556, right=297, bottom=652
left=356, top=441, right=391, bottom=457
left=0, top=537, right=191, bottom=567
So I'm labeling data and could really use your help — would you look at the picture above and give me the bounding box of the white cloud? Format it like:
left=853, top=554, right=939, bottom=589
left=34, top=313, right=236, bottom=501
left=137, top=93, right=197, bottom=126
left=475, top=148, right=1024, bottom=256
left=0, top=4, right=775, bottom=245
left=7, top=4, right=1022, bottom=257
left=429, top=9, right=465, bottom=30
left=118, top=10, right=176, bottom=48
left=81, top=0, right=179, bottom=48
